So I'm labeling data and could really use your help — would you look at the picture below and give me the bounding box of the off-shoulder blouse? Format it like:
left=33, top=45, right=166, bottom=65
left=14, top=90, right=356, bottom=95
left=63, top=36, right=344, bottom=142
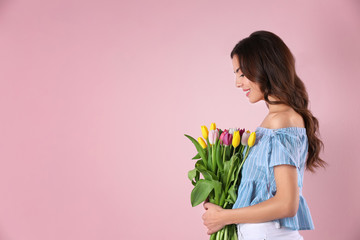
left=232, top=127, right=314, bottom=230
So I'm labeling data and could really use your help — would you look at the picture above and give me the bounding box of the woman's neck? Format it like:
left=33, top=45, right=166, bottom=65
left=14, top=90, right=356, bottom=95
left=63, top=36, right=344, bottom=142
left=265, top=95, right=292, bottom=113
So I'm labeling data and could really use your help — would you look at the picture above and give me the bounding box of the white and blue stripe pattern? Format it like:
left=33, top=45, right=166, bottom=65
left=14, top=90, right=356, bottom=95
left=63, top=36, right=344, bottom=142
left=232, top=127, right=314, bottom=230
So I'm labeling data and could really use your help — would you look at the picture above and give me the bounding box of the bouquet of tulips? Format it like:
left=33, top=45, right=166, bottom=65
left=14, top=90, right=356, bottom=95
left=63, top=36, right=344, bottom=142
left=184, top=123, right=256, bottom=240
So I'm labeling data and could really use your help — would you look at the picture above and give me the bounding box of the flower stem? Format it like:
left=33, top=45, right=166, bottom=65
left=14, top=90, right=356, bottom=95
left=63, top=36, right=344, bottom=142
left=212, top=144, right=216, bottom=173
left=215, top=228, right=222, bottom=240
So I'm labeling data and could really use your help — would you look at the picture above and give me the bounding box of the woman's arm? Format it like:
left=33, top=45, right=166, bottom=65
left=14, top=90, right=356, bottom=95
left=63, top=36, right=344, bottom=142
left=202, top=165, right=299, bottom=235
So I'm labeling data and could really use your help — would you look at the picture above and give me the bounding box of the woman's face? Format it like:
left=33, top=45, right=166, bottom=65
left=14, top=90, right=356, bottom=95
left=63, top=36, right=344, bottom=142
left=232, top=55, right=264, bottom=103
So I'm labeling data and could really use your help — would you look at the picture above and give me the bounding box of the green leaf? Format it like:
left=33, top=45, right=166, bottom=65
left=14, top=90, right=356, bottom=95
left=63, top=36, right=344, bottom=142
left=225, top=198, right=234, bottom=205
left=224, top=155, right=240, bottom=192
left=228, top=185, right=237, bottom=203
left=211, top=180, right=222, bottom=204
left=219, top=191, right=226, bottom=206
left=223, top=160, right=231, bottom=184
left=228, top=155, right=240, bottom=183
left=225, top=145, right=231, bottom=159
left=184, top=134, right=208, bottom=165
left=192, top=153, right=201, bottom=160
left=232, top=157, right=247, bottom=192
left=195, top=161, right=218, bottom=181
left=216, top=142, right=223, bottom=171
left=191, top=179, right=214, bottom=207
left=195, top=169, right=200, bottom=182
left=188, top=168, right=197, bottom=182
left=194, top=159, right=203, bottom=168
left=207, top=140, right=212, bottom=171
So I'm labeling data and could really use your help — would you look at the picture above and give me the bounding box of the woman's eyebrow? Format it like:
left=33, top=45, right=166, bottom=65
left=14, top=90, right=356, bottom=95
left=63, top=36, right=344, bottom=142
left=234, top=67, right=240, bottom=73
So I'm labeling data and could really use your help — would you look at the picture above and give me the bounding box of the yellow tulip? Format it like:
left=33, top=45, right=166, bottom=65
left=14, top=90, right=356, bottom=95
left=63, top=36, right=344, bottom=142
left=198, top=137, right=207, bottom=149
left=248, top=132, right=256, bottom=147
left=210, top=123, right=216, bottom=131
left=201, top=125, right=209, bottom=140
left=232, top=130, right=240, bottom=148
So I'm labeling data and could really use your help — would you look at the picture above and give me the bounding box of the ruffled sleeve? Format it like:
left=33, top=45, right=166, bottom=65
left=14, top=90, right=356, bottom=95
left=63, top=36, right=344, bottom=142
left=267, top=129, right=304, bottom=188
left=268, top=130, right=300, bottom=168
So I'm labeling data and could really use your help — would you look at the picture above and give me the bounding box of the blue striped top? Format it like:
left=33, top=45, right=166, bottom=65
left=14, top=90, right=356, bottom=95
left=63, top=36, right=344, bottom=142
left=232, top=127, right=314, bottom=230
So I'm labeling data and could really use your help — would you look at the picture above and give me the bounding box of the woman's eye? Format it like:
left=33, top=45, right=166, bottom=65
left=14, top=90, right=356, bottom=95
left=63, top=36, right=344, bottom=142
left=240, top=74, right=244, bottom=77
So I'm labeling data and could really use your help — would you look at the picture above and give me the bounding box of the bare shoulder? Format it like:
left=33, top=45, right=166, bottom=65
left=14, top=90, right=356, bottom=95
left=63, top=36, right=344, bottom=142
left=262, top=109, right=305, bottom=129
left=270, top=113, right=294, bottom=129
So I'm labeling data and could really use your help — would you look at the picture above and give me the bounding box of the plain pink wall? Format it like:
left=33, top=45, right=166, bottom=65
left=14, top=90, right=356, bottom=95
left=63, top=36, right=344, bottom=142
left=0, top=0, right=359, bottom=239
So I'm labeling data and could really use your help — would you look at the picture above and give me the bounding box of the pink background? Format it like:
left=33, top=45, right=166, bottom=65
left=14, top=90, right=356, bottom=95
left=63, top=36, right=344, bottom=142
left=0, top=0, right=359, bottom=239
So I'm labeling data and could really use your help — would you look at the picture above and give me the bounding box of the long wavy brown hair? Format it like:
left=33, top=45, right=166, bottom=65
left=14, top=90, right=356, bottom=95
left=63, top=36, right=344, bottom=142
left=230, top=30, right=326, bottom=172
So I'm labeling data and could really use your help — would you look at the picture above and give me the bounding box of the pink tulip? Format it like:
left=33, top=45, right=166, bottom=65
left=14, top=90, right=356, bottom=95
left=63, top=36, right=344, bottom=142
left=209, top=129, right=219, bottom=145
left=241, top=130, right=250, bottom=146
left=219, top=129, right=229, bottom=145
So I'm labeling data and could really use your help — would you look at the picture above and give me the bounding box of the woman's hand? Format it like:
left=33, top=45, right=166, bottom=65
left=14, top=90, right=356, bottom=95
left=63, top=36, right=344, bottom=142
left=202, top=201, right=226, bottom=235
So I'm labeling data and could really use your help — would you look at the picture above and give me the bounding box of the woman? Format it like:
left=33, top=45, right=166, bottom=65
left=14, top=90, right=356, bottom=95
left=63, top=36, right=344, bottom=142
left=202, top=31, right=326, bottom=240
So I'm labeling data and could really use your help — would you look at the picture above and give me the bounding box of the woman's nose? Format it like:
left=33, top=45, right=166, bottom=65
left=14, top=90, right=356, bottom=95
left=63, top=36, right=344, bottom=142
left=236, top=80, right=242, bottom=88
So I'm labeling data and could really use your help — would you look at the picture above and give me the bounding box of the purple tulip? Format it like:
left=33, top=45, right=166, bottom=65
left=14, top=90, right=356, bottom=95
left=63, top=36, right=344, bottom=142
left=238, top=128, right=245, bottom=138
left=222, top=132, right=233, bottom=146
